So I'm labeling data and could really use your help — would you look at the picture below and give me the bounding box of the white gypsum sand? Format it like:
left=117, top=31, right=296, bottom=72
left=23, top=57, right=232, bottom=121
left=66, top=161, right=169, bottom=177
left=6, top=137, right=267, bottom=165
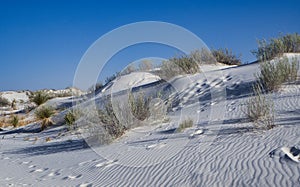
left=0, top=54, right=299, bottom=186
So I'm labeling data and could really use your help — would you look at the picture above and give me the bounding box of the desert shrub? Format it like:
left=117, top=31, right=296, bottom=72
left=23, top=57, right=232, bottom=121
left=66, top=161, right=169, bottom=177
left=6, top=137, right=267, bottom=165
left=123, top=65, right=136, bottom=75
left=252, top=33, right=300, bottom=61
left=176, top=118, right=194, bottom=132
left=97, top=97, right=127, bottom=139
left=31, top=91, right=50, bottom=106
left=64, top=111, right=76, bottom=128
left=257, top=57, right=299, bottom=92
left=10, top=115, right=19, bottom=127
left=245, top=82, right=275, bottom=130
left=128, top=91, right=151, bottom=121
left=139, top=60, right=153, bottom=71
left=212, top=48, right=242, bottom=65
left=35, top=106, right=55, bottom=131
left=190, top=49, right=217, bottom=65
left=0, top=96, right=10, bottom=107
left=159, top=54, right=200, bottom=79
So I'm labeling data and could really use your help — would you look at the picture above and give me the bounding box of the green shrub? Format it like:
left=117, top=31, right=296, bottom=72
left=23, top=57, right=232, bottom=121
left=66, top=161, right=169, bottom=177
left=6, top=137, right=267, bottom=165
left=10, top=115, right=19, bottom=127
left=176, top=118, right=194, bottom=132
left=64, top=111, right=76, bottom=125
left=245, top=82, right=275, bottom=130
left=252, top=33, right=300, bottom=61
left=0, top=96, right=10, bottom=107
left=35, top=106, right=55, bottom=130
left=31, top=91, right=50, bottom=106
left=258, top=57, right=299, bottom=92
left=212, top=48, right=242, bottom=65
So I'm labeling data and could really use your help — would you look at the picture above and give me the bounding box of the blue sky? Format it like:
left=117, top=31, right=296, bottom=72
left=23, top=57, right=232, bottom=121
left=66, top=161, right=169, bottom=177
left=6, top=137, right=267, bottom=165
left=0, top=0, right=299, bottom=91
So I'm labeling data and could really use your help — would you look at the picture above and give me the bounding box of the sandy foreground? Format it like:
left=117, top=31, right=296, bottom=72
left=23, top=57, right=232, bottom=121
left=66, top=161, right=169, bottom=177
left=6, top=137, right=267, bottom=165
left=0, top=54, right=299, bottom=186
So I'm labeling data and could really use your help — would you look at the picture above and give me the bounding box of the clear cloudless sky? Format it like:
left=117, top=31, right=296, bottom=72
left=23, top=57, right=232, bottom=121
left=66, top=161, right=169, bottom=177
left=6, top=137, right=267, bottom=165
left=0, top=0, right=299, bottom=91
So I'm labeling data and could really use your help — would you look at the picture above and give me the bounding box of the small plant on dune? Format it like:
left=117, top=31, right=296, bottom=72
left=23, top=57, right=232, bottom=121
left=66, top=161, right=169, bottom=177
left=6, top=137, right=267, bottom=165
left=257, top=57, right=299, bottom=92
left=35, top=106, right=55, bottom=131
left=139, top=60, right=153, bottom=71
left=190, top=49, right=217, bottom=65
left=11, top=99, right=17, bottom=110
left=64, top=109, right=81, bottom=130
left=252, top=33, right=300, bottom=61
left=159, top=53, right=200, bottom=79
left=245, top=82, right=275, bottom=130
left=176, top=118, right=194, bottom=132
left=31, top=91, right=50, bottom=106
left=97, top=97, right=127, bottom=139
left=212, top=48, right=242, bottom=65
left=10, top=115, right=19, bottom=128
left=128, top=91, right=151, bottom=121
left=0, top=96, right=10, bottom=107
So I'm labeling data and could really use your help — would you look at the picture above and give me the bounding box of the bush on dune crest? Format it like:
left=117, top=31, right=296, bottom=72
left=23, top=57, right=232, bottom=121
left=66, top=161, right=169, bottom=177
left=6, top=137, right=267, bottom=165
left=252, top=33, right=300, bottom=61
left=257, top=57, right=299, bottom=92
left=31, top=91, right=50, bottom=106
left=212, top=48, right=242, bottom=65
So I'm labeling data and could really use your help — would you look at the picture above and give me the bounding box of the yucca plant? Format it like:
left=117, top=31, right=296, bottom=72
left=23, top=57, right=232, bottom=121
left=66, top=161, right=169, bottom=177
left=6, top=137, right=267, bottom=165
left=35, top=106, right=55, bottom=131
left=31, top=91, right=50, bottom=106
left=10, top=115, right=19, bottom=127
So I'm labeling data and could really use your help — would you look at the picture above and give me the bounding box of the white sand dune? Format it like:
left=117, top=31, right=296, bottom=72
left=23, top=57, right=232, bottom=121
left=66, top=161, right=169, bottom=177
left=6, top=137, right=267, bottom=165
left=0, top=54, right=300, bottom=186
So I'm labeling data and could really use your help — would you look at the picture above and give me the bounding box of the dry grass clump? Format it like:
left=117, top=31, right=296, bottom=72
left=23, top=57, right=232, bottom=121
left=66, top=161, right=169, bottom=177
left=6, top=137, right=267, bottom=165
left=252, top=33, right=300, bottom=61
left=245, top=82, right=275, bottom=130
left=212, top=48, right=242, bottom=65
left=257, top=57, right=299, bottom=92
left=128, top=91, right=151, bottom=121
left=176, top=118, right=194, bottom=132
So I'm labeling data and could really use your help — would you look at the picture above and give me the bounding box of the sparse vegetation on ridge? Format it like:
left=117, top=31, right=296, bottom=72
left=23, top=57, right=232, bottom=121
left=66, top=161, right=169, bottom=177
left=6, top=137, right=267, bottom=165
left=257, top=57, right=299, bottom=92
left=212, top=48, right=242, bottom=65
left=252, top=33, right=300, bottom=61
left=31, top=91, right=50, bottom=106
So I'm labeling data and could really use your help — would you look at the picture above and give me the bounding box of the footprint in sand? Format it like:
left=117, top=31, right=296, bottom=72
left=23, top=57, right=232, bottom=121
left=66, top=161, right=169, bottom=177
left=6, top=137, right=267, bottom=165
left=78, top=183, right=93, bottom=187
left=95, top=159, right=118, bottom=168
left=30, top=168, right=48, bottom=173
left=146, top=142, right=166, bottom=150
left=63, top=174, right=82, bottom=180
